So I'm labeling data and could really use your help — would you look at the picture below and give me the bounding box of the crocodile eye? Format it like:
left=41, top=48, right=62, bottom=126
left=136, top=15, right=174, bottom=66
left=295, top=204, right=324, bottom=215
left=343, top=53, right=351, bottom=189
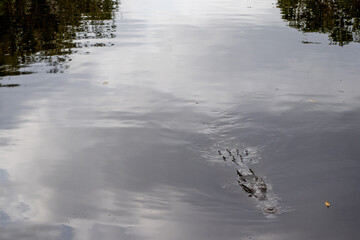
left=263, top=206, right=277, bottom=214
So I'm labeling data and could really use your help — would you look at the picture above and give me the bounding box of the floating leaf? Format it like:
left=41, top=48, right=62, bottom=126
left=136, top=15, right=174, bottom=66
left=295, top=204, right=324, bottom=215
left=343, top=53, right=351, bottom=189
left=307, top=99, right=316, bottom=103
left=325, top=201, right=330, bottom=208
left=103, top=81, right=109, bottom=85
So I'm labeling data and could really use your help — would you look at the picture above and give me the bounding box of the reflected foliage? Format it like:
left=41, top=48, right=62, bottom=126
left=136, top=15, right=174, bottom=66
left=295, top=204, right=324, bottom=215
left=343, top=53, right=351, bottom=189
left=277, top=0, right=360, bottom=45
left=0, top=83, right=20, bottom=87
left=0, top=0, right=118, bottom=76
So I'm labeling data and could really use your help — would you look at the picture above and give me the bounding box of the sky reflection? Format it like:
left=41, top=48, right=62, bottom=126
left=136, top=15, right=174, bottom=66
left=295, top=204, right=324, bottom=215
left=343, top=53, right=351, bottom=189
left=0, top=0, right=360, bottom=239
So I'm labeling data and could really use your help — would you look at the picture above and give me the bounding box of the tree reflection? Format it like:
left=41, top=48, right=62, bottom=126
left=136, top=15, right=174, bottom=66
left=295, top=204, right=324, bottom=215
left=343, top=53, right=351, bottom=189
left=277, top=0, right=360, bottom=46
left=0, top=0, right=118, bottom=76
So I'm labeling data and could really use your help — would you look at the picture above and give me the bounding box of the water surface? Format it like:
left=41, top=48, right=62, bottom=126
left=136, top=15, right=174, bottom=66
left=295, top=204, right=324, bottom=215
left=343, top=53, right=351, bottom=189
left=0, top=0, right=360, bottom=239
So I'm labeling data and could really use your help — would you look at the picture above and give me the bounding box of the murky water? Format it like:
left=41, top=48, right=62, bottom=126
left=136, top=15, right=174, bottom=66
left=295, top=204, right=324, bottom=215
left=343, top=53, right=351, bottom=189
left=1, top=0, right=360, bottom=239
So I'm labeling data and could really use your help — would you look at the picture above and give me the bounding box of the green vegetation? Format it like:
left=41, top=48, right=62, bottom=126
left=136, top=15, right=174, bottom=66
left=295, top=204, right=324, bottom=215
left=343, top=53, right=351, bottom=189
left=277, top=0, right=360, bottom=45
left=0, top=0, right=118, bottom=76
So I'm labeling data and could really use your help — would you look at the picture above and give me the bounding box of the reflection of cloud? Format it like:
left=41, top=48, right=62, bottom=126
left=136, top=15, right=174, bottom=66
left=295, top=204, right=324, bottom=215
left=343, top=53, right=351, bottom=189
left=59, top=225, right=74, bottom=240
left=0, top=0, right=359, bottom=239
left=0, top=222, right=71, bottom=240
left=0, top=169, right=32, bottom=225
left=89, top=223, right=138, bottom=240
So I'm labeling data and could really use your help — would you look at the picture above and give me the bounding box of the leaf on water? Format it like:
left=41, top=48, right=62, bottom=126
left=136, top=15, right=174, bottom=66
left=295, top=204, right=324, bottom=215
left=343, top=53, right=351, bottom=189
left=325, top=201, right=330, bottom=208
left=103, top=81, right=109, bottom=85
left=307, top=99, right=317, bottom=103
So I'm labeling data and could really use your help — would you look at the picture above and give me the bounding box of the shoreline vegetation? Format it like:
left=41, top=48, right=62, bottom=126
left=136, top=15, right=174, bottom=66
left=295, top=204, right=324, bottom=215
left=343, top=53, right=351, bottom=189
left=0, top=0, right=118, bottom=76
left=278, top=0, right=360, bottom=46
left=1, top=0, right=359, bottom=77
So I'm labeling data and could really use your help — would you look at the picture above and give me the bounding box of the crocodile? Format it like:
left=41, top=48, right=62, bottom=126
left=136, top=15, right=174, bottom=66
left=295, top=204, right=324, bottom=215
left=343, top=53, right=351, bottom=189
left=218, top=148, right=277, bottom=214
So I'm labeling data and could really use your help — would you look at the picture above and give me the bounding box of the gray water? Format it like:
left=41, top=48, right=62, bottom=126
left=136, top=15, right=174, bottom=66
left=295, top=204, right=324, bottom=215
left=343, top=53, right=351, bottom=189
left=1, top=0, right=360, bottom=239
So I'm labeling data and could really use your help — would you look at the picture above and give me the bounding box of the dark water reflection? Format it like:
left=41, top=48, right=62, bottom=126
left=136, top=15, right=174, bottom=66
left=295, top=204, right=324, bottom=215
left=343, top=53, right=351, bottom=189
left=278, top=0, right=360, bottom=45
left=0, top=0, right=360, bottom=239
left=0, top=0, right=118, bottom=76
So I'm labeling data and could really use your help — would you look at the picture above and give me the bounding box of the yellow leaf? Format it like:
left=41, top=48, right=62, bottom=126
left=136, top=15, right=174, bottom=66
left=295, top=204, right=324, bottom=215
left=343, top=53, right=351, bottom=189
left=307, top=99, right=316, bottom=103
left=325, top=201, right=330, bottom=208
left=103, top=81, right=109, bottom=85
